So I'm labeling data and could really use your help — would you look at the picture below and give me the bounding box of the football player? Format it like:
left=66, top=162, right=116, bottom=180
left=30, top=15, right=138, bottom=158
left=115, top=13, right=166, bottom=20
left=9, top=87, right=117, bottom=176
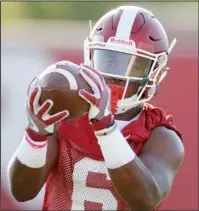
left=7, top=6, right=184, bottom=211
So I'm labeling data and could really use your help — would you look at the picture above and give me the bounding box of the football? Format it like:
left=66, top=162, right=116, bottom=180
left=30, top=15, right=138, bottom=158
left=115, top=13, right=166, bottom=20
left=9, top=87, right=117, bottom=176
left=36, top=61, right=91, bottom=120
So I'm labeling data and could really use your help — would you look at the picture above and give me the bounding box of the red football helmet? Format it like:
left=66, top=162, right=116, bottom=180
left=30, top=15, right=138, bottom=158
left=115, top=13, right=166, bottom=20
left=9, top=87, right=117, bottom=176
left=84, top=5, right=176, bottom=114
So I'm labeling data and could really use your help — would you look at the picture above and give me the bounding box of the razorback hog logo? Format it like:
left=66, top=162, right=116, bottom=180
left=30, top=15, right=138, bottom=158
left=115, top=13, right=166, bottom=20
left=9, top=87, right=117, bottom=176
left=108, top=37, right=134, bottom=46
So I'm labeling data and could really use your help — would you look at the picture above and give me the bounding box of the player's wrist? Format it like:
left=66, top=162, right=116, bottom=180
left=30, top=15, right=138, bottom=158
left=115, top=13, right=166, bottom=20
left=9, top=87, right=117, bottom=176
left=26, top=128, right=50, bottom=142
left=96, top=126, right=136, bottom=169
left=91, top=114, right=115, bottom=132
left=15, top=132, right=48, bottom=168
left=94, top=121, right=117, bottom=136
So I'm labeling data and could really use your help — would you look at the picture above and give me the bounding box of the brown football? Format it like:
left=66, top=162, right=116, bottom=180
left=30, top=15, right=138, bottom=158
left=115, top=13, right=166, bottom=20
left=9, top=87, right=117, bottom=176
left=36, top=61, right=91, bottom=120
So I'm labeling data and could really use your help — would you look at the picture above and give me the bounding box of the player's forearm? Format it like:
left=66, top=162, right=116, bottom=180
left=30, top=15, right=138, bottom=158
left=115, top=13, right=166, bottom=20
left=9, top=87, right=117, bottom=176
left=7, top=133, right=57, bottom=202
left=7, top=156, right=47, bottom=202
left=97, top=126, right=162, bottom=210
left=108, top=157, right=161, bottom=210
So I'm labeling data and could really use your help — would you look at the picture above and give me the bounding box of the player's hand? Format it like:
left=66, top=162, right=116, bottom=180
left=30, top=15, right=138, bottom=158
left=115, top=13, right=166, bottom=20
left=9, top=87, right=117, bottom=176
left=78, top=64, right=115, bottom=133
left=26, top=86, right=69, bottom=141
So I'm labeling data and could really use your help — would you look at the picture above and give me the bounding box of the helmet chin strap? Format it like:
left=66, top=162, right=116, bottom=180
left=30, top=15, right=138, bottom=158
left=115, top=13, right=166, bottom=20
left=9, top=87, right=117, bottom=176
left=115, top=93, right=140, bottom=114
left=115, top=85, right=157, bottom=114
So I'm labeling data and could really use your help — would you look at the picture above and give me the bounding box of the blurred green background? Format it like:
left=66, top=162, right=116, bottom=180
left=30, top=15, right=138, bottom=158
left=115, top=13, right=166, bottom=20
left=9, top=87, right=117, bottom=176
left=2, top=2, right=197, bottom=21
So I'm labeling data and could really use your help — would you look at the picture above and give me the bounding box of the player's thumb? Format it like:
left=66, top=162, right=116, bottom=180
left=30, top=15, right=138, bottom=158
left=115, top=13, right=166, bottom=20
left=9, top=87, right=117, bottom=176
left=78, top=89, right=98, bottom=105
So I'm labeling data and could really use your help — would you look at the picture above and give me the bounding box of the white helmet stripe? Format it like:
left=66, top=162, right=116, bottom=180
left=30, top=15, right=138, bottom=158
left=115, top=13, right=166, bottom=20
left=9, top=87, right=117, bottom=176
left=116, top=6, right=138, bottom=39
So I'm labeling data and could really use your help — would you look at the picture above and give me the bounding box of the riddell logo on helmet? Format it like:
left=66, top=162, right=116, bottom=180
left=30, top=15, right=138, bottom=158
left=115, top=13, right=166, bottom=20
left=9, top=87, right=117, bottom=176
left=108, top=37, right=134, bottom=46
